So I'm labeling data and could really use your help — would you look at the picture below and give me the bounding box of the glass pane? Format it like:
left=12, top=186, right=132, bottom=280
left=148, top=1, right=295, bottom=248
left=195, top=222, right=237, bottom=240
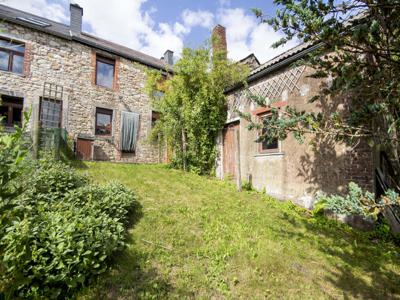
left=0, top=50, right=9, bottom=71
left=96, top=60, right=114, bottom=88
left=0, top=105, right=9, bottom=125
left=12, top=107, right=22, bottom=127
left=0, top=39, right=25, bottom=52
left=261, top=127, right=278, bottom=150
left=96, top=112, right=112, bottom=135
left=12, top=55, right=24, bottom=74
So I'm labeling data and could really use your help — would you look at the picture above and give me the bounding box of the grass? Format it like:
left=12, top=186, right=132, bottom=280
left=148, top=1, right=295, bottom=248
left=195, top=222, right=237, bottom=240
left=77, top=162, right=400, bottom=299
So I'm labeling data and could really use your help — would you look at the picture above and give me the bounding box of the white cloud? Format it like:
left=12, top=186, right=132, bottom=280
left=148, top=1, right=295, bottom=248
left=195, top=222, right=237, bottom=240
left=217, top=7, right=298, bottom=63
left=182, top=9, right=214, bottom=28
left=1, top=0, right=298, bottom=63
left=2, top=0, right=68, bottom=22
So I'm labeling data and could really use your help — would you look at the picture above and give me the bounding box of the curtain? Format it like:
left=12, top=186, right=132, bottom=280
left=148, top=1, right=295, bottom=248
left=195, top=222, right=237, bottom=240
left=120, top=111, right=140, bottom=152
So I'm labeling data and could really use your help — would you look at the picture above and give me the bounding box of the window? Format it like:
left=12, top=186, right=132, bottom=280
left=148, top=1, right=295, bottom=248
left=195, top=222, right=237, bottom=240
left=96, top=55, right=115, bottom=89
left=0, top=96, right=23, bottom=127
left=95, top=108, right=113, bottom=136
left=0, top=38, right=25, bottom=74
left=151, top=111, right=160, bottom=128
left=259, top=114, right=279, bottom=153
left=40, top=98, right=62, bottom=128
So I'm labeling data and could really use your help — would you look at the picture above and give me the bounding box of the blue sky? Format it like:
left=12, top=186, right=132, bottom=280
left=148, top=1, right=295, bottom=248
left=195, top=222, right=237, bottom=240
left=3, top=0, right=297, bottom=63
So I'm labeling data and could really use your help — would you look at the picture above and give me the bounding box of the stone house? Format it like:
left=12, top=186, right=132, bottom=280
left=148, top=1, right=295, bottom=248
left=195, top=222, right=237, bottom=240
left=0, top=3, right=172, bottom=162
left=214, top=28, right=375, bottom=209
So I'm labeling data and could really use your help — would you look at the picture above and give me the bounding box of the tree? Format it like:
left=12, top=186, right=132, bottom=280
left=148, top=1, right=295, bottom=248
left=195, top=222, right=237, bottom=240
left=249, top=0, right=400, bottom=184
left=146, top=43, right=248, bottom=175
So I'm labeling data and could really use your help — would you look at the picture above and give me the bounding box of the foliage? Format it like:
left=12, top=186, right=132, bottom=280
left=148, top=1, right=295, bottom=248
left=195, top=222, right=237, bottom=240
left=241, top=180, right=253, bottom=191
left=0, top=158, right=138, bottom=299
left=313, top=182, right=400, bottom=218
left=0, top=112, right=31, bottom=245
left=249, top=0, right=400, bottom=177
left=78, top=162, right=400, bottom=299
left=146, top=43, right=248, bottom=175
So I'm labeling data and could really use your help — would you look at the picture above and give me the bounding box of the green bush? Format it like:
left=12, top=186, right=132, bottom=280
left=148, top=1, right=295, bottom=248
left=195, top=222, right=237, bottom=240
left=313, top=182, right=400, bottom=219
left=0, top=159, right=139, bottom=299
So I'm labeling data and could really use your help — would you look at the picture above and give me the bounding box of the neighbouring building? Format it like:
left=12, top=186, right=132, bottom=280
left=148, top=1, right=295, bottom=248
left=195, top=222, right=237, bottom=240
left=0, top=3, right=172, bottom=162
left=214, top=27, right=375, bottom=209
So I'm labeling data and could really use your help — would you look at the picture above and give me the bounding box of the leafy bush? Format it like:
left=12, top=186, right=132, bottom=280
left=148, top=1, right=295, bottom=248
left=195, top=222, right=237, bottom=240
left=0, top=159, right=139, bottom=298
left=313, top=182, right=400, bottom=219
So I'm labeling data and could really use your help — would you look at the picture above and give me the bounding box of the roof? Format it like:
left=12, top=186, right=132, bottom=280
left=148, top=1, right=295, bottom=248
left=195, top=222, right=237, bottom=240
left=0, top=4, right=170, bottom=71
left=226, top=41, right=323, bottom=93
left=249, top=41, right=314, bottom=77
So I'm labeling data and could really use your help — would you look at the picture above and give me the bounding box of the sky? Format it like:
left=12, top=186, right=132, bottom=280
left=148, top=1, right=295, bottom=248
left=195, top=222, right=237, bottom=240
left=1, top=0, right=298, bottom=63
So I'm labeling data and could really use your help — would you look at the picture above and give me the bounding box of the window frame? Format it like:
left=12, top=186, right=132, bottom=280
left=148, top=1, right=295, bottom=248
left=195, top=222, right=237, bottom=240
left=0, top=38, right=25, bottom=74
left=95, top=55, right=115, bottom=89
left=258, top=112, right=280, bottom=154
left=0, top=96, right=23, bottom=127
left=95, top=107, right=113, bottom=136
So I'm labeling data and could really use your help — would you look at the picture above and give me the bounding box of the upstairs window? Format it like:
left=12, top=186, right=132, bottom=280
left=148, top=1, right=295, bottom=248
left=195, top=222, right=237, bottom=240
left=95, top=107, right=113, bottom=136
left=0, top=96, right=23, bottom=127
left=0, top=38, right=25, bottom=74
left=96, top=55, right=115, bottom=89
left=259, top=114, right=279, bottom=153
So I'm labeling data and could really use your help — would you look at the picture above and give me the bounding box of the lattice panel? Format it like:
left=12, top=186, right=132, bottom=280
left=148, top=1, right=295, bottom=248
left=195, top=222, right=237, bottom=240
left=228, top=65, right=306, bottom=119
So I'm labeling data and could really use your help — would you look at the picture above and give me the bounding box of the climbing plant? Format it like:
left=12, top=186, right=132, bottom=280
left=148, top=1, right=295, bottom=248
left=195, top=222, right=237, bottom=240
left=146, top=43, right=248, bottom=175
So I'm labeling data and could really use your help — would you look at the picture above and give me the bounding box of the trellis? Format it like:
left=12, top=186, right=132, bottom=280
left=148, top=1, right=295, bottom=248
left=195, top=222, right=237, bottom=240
left=228, top=65, right=306, bottom=118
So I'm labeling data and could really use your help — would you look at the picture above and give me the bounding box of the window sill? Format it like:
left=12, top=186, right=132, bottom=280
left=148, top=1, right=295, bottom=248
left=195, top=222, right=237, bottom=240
left=254, top=152, right=284, bottom=157
left=95, top=135, right=114, bottom=142
left=94, top=84, right=116, bottom=92
left=0, top=69, right=25, bottom=77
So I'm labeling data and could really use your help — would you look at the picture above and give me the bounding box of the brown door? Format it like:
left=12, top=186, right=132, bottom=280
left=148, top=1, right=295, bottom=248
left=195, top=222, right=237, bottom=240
left=76, top=138, right=93, bottom=161
left=222, top=121, right=239, bottom=179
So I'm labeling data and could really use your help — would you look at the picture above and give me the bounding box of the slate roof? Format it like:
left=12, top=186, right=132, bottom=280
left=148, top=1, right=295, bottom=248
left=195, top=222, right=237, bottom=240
left=0, top=4, right=170, bottom=71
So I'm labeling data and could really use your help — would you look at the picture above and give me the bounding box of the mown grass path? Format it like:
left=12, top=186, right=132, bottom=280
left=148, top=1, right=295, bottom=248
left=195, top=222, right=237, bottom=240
left=78, top=163, right=400, bottom=299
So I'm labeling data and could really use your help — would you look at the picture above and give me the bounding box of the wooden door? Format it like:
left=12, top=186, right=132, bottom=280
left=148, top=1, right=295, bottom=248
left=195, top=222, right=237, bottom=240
left=76, top=138, right=93, bottom=160
left=222, top=121, right=239, bottom=179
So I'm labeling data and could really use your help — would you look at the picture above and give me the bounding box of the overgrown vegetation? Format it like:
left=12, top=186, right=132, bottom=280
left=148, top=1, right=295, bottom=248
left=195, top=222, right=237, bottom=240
left=146, top=42, right=248, bottom=175
left=313, top=182, right=400, bottom=219
left=0, top=123, right=138, bottom=298
left=78, top=162, right=400, bottom=299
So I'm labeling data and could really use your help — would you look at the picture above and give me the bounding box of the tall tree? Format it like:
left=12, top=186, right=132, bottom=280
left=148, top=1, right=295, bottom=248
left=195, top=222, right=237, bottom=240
left=146, top=44, right=248, bottom=175
left=250, top=0, right=400, bottom=185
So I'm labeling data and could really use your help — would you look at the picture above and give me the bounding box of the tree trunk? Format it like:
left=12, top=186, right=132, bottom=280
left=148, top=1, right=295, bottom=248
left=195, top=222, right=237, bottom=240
left=182, top=128, right=187, bottom=172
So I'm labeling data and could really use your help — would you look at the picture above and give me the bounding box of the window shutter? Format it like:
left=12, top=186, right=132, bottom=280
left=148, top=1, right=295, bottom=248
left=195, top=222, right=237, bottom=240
left=120, top=111, right=139, bottom=152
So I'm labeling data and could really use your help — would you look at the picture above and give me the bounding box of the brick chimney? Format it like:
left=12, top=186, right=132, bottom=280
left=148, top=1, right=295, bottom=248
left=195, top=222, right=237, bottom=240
left=212, top=24, right=227, bottom=58
left=70, top=3, right=83, bottom=35
left=163, top=50, right=174, bottom=65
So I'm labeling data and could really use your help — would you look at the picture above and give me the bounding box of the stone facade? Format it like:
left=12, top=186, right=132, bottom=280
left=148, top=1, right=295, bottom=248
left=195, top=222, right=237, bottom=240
left=0, top=21, right=164, bottom=163
left=217, top=64, right=375, bottom=208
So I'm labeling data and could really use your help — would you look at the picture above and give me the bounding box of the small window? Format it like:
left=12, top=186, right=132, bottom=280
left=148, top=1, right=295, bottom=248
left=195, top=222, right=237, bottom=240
left=0, top=96, right=23, bottom=127
left=40, top=98, right=62, bottom=128
left=96, top=55, right=115, bottom=89
left=259, top=114, right=279, bottom=153
left=0, top=38, right=25, bottom=74
left=95, top=107, right=113, bottom=136
left=151, top=111, right=160, bottom=128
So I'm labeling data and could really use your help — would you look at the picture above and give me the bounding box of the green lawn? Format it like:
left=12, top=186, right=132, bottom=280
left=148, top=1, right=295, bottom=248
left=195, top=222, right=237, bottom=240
left=77, top=162, right=400, bottom=299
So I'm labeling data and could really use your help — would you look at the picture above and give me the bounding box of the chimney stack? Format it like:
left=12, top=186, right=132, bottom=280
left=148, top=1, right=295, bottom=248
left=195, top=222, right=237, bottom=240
left=70, top=3, right=83, bottom=35
left=163, top=50, right=174, bottom=65
left=212, top=24, right=227, bottom=58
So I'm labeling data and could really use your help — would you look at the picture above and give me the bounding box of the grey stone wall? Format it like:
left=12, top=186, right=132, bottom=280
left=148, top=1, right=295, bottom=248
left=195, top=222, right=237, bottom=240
left=0, top=21, right=162, bottom=163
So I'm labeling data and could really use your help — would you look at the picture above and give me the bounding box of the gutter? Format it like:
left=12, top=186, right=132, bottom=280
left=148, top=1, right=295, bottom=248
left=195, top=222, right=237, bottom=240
left=225, top=42, right=324, bottom=94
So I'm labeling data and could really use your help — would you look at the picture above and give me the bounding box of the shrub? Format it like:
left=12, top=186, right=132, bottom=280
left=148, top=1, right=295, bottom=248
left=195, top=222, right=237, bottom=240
left=0, top=159, right=139, bottom=299
left=313, top=182, right=400, bottom=219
